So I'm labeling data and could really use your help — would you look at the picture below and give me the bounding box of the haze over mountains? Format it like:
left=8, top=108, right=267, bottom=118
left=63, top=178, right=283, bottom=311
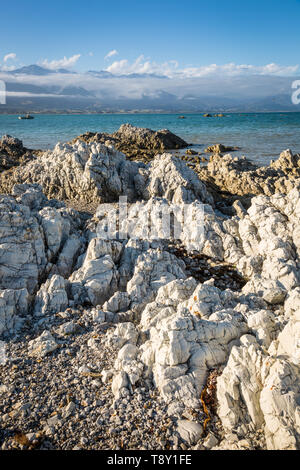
left=1, top=64, right=299, bottom=113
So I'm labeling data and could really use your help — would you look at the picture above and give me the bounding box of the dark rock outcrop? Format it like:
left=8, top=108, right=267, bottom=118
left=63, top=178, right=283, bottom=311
left=0, top=135, right=37, bottom=171
left=71, top=123, right=189, bottom=162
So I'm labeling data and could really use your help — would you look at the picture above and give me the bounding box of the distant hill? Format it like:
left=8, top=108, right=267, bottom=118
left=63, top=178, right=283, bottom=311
left=7, top=65, right=75, bottom=75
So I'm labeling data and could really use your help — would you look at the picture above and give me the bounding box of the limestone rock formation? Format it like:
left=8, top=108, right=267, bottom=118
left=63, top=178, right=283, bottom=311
left=0, top=141, right=212, bottom=207
left=0, top=289, right=28, bottom=336
left=199, top=149, right=300, bottom=200
left=0, top=184, right=85, bottom=333
left=34, top=275, right=69, bottom=317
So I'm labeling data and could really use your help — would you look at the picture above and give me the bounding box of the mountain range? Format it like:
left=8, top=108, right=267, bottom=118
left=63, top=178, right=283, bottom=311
left=0, top=65, right=299, bottom=113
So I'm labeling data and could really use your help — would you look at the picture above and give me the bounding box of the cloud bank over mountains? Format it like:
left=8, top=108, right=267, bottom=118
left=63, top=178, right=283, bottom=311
left=105, top=55, right=299, bottom=78
left=0, top=54, right=299, bottom=112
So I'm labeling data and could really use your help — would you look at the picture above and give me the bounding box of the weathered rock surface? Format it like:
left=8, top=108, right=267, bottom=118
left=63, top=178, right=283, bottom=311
left=0, top=184, right=86, bottom=333
left=95, top=185, right=300, bottom=449
left=0, top=141, right=212, bottom=207
left=199, top=149, right=300, bottom=200
left=0, top=185, right=83, bottom=296
left=217, top=318, right=300, bottom=450
left=0, top=289, right=28, bottom=336
left=34, top=275, right=68, bottom=317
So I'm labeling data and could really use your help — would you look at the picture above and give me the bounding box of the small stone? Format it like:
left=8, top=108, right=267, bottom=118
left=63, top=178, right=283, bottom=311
left=177, top=420, right=203, bottom=446
left=28, top=331, right=58, bottom=358
left=203, top=433, right=219, bottom=449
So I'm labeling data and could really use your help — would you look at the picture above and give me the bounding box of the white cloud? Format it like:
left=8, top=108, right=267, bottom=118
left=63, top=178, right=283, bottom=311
left=105, top=56, right=299, bottom=78
left=5, top=91, right=69, bottom=98
left=41, top=54, right=81, bottom=70
left=4, top=53, right=17, bottom=62
left=104, top=49, right=118, bottom=60
left=106, top=55, right=179, bottom=76
left=181, top=62, right=299, bottom=78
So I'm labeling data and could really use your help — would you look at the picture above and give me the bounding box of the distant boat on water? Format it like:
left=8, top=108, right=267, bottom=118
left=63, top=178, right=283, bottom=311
left=18, top=114, right=34, bottom=120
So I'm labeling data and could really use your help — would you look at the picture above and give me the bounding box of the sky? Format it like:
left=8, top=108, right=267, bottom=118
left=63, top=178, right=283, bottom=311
left=1, top=0, right=300, bottom=76
left=1, top=0, right=300, bottom=111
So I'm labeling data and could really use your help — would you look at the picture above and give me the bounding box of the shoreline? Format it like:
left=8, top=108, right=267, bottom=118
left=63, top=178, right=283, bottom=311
left=1, top=110, right=300, bottom=116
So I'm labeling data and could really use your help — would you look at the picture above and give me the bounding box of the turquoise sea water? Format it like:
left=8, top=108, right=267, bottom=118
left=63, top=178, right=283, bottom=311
left=1, top=113, right=300, bottom=166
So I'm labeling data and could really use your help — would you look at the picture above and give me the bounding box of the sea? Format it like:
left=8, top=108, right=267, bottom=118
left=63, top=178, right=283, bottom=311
left=1, top=112, right=300, bottom=166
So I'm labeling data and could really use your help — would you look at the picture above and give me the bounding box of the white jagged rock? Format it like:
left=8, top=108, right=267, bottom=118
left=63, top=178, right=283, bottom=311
left=34, top=275, right=68, bottom=317
left=217, top=334, right=267, bottom=433
left=275, top=309, right=300, bottom=365
left=103, top=291, right=131, bottom=313
left=70, top=254, right=118, bottom=306
left=53, top=234, right=83, bottom=278
left=140, top=278, right=197, bottom=331
left=1, top=142, right=300, bottom=451
left=69, top=238, right=122, bottom=306
left=56, top=320, right=80, bottom=336
left=0, top=289, right=28, bottom=336
left=0, top=185, right=83, bottom=334
left=235, top=192, right=300, bottom=290
left=3, top=141, right=140, bottom=203
left=107, top=272, right=293, bottom=432
left=106, top=322, right=138, bottom=349
left=284, top=288, right=300, bottom=319
left=101, top=369, right=114, bottom=383
left=0, top=195, right=47, bottom=294
left=136, top=153, right=213, bottom=205
left=96, top=197, right=223, bottom=258
left=39, top=207, right=71, bottom=259
left=246, top=309, right=277, bottom=348
left=242, top=276, right=286, bottom=304
left=111, top=371, right=130, bottom=399
left=126, top=248, right=186, bottom=309
left=2, top=141, right=212, bottom=206
left=91, top=307, right=106, bottom=323
left=217, top=314, right=300, bottom=450
left=110, top=280, right=250, bottom=410
left=114, top=343, right=144, bottom=386
left=260, top=359, right=300, bottom=450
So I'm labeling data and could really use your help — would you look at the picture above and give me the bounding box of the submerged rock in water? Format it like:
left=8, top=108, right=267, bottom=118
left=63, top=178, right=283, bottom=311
left=204, top=143, right=240, bottom=154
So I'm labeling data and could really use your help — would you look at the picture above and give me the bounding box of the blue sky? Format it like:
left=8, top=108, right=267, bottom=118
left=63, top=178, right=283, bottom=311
left=1, top=0, right=300, bottom=75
